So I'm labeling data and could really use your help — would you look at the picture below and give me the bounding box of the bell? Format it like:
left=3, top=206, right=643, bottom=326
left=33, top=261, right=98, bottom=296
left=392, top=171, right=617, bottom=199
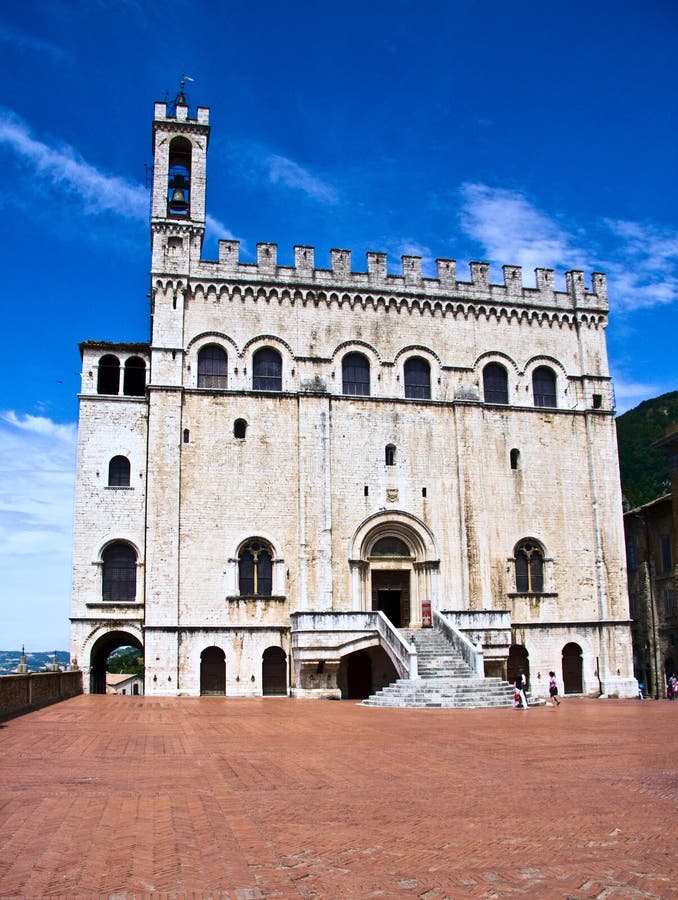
left=168, top=172, right=189, bottom=213
left=168, top=187, right=188, bottom=212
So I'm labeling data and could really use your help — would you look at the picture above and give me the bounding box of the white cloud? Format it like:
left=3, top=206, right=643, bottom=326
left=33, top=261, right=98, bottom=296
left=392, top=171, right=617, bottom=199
left=458, top=182, right=678, bottom=311
left=0, top=108, right=148, bottom=219
left=268, top=153, right=339, bottom=205
left=0, top=24, right=69, bottom=62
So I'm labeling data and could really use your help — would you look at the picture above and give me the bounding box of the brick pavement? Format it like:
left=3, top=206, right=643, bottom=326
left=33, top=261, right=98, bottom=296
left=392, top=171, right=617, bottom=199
left=0, top=696, right=676, bottom=899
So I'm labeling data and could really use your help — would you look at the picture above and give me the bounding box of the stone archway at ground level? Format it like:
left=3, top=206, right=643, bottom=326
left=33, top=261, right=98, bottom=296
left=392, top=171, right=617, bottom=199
left=562, top=642, right=583, bottom=694
left=507, top=644, right=530, bottom=691
left=262, top=647, right=287, bottom=695
left=89, top=630, right=144, bottom=695
left=200, top=646, right=226, bottom=695
left=338, top=646, right=398, bottom=700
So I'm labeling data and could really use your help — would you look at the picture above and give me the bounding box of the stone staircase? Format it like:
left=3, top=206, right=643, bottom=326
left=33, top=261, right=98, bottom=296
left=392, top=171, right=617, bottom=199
left=362, top=626, right=516, bottom=709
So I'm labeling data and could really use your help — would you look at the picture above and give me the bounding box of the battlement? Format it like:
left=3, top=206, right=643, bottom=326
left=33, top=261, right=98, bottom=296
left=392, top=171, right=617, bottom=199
left=188, top=241, right=608, bottom=311
left=153, top=101, right=210, bottom=125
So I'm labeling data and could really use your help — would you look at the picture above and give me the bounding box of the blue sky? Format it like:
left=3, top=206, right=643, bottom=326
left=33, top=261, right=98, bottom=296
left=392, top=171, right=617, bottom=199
left=1, top=0, right=676, bottom=650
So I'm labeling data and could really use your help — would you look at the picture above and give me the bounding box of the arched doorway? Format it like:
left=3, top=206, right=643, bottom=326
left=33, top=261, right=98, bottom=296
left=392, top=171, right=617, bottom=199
left=345, top=651, right=372, bottom=699
left=507, top=644, right=530, bottom=690
left=562, top=643, right=583, bottom=694
left=200, top=646, right=226, bottom=695
left=262, top=647, right=287, bottom=696
left=89, top=630, right=144, bottom=695
left=350, top=511, right=438, bottom=629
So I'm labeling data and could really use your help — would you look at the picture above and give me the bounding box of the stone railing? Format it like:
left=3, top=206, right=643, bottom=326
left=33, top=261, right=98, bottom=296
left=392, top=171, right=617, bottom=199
left=0, top=671, right=82, bottom=721
left=290, top=611, right=417, bottom=679
left=433, top=610, right=484, bottom=676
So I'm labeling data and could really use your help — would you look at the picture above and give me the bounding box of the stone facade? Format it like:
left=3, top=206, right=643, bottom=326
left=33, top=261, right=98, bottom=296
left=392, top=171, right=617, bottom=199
left=624, top=423, right=678, bottom=697
left=70, top=97, right=637, bottom=700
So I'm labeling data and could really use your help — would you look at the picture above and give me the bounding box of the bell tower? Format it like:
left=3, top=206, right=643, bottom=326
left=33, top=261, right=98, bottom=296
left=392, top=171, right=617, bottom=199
left=150, top=84, right=210, bottom=276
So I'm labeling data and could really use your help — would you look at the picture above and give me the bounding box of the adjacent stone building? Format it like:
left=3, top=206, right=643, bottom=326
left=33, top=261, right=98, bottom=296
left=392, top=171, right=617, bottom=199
left=624, top=423, right=678, bottom=697
left=70, top=95, right=637, bottom=700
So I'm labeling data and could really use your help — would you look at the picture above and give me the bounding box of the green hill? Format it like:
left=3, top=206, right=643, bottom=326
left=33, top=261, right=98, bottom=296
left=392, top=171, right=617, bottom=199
left=616, top=390, right=678, bottom=509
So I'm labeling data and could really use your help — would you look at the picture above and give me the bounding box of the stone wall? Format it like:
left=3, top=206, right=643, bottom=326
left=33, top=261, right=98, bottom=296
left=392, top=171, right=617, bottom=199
left=0, top=671, right=82, bottom=720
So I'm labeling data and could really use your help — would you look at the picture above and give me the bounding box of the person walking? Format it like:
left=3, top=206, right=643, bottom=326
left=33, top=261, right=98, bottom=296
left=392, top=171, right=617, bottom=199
left=668, top=673, right=677, bottom=700
left=514, top=669, right=528, bottom=709
left=548, top=671, right=560, bottom=707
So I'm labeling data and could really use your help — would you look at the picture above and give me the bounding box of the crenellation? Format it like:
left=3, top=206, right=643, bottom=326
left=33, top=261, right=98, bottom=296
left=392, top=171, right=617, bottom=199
left=437, top=258, right=457, bottom=288
left=331, top=248, right=352, bottom=278
left=470, top=262, right=490, bottom=291
left=402, top=255, right=422, bottom=286
left=294, top=245, right=315, bottom=273
left=502, top=265, right=523, bottom=296
left=367, top=252, right=387, bottom=280
left=257, top=242, right=277, bottom=272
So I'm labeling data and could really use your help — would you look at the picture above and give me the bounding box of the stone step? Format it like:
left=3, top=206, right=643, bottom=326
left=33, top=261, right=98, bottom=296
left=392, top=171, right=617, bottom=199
left=362, top=626, right=516, bottom=709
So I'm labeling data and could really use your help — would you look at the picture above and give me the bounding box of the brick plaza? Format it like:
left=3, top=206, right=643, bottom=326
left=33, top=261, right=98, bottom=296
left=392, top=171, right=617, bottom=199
left=0, top=696, right=676, bottom=898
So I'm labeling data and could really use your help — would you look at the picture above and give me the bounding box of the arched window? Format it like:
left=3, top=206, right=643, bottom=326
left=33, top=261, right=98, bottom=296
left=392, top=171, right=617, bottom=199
left=342, top=352, right=370, bottom=396
left=197, top=345, right=228, bottom=389
left=123, top=357, right=146, bottom=397
left=102, top=542, right=137, bottom=601
left=514, top=540, right=544, bottom=593
left=108, top=456, right=130, bottom=486
left=510, top=448, right=520, bottom=470
left=385, top=444, right=396, bottom=466
left=253, top=348, right=282, bottom=391
left=371, top=536, right=411, bottom=556
left=234, top=419, right=247, bottom=439
left=483, top=362, right=508, bottom=404
left=97, top=355, right=120, bottom=395
left=167, top=136, right=191, bottom=216
left=533, top=366, right=557, bottom=408
left=404, top=356, right=431, bottom=399
left=238, top=540, right=273, bottom=596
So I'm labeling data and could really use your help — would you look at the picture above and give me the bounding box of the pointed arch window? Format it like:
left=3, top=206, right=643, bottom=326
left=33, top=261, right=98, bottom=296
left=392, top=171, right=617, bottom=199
left=515, top=540, right=544, bottom=593
left=97, top=355, right=120, bottom=395
left=108, top=456, right=130, bottom=487
left=102, top=542, right=137, bottom=601
left=342, top=352, right=370, bottom=396
left=483, top=362, right=509, bottom=404
left=253, top=348, right=282, bottom=391
left=198, top=345, right=228, bottom=389
left=404, top=356, right=431, bottom=399
left=238, top=540, right=273, bottom=596
left=533, top=366, right=557, bottom=408
left=385, top=444, right=396, bottom=466
left=123, top=357, right=146, bottom=397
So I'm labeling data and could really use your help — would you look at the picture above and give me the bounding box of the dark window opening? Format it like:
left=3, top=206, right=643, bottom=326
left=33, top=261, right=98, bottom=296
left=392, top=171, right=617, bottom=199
left=533, top=366, right=557, bottom=408
left=342, top=352, right=370, bottom=396
left=183, top=429, right=190, bottom=444
left=510, top=448, right=520, bottom=470
left=167, top=137, right=191, bottom=217
left=404, top=356, right=431, bottom=399
left=422, top=487, right=427, bottom=498
left=102, top=542, right=137, bottom=601
left=515, top=540, right=544, bottom=593
left=385, top=444, right=396, bottom=466
left=364, top=485, right=369, bottom=497
left=592, top=393, right=602, bottom=409
left=372, top=536, right=411, bottom=556
left=97, top=354, right=120, bottom=395
left=483, top=362, right=509, bottom=404
left=234, top=419, right=247, bottom=439
left=123, top=356, right=146, bottom=397
left=108, top=456, right=130, bottom=487
left=253, top=348, right=282, bottom=391
left=197, top=345, right=228, bottom=389
left=238, top=540, right=273, bottom=596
